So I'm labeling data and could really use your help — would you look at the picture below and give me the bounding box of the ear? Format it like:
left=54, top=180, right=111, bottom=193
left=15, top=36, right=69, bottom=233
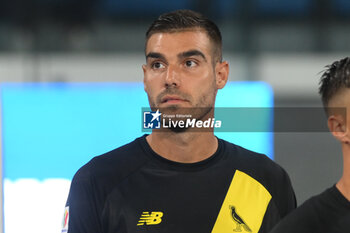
left=215, top=61, right=229, bottom=89
left=142, top=64, right=148, bottom=92
left=328, top=115, right=350, bottom=143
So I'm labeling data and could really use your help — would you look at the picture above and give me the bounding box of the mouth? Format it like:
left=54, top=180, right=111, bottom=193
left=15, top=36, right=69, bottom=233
left=161, top=95, right=187, bottom=104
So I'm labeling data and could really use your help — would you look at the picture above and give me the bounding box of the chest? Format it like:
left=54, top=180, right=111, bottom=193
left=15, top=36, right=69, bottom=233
left=102, top=169, right=273, bottom=233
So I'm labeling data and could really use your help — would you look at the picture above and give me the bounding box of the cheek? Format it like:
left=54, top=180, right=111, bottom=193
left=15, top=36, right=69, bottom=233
left=198, top=66, right=215, bottom=83
left=144, top=78, right=163, bottom=103
left=187, top=65, right=211, bottom=77
left=200, top=71, right=217, bottom=90
left=145, top=71, right=165, bottom=86
left=144, top=84, right=155, bottom=99
left=144, top=74, right=156, bottom=92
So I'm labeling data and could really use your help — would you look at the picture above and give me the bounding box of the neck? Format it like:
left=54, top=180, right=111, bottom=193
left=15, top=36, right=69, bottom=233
left=336, top=142, right=350, bottom=201
left=146, top=131, right=218, bottom=163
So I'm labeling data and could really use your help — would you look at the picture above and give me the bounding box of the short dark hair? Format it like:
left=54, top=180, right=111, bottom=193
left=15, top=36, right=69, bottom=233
left=319, top=57, right=350, bottom=108
left=145, top=9, right=223, bottom=63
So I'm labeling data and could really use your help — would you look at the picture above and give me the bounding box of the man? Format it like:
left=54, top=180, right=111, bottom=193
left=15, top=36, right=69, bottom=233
left=270, top=57, right=350, bottom=233
left=63, top=9, right=296, bottom=233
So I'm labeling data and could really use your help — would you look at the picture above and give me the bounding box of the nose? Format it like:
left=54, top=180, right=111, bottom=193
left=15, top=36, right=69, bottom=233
left=165, top=65, right=180, bottom=88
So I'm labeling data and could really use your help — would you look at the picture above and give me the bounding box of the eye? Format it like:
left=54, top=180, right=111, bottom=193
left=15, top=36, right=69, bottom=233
left=151, top=62, right=165, bottom=69
left=184, top=60, right=197, bottom=68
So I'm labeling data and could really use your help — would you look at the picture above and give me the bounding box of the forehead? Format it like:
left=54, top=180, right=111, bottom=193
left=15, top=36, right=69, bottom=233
left=145, top=30, right=213, bottom=56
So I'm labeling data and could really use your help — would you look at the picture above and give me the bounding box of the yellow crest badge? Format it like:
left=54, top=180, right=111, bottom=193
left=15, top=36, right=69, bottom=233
left=229, top=205, right=252, bottom=232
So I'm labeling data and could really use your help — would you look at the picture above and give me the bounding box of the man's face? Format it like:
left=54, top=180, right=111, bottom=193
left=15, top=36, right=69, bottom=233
left=143, top=29, right=227, bottom=120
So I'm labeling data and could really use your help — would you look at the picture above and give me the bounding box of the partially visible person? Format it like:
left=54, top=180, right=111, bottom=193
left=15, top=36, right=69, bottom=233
left=270, top=57, right=350, bottom=233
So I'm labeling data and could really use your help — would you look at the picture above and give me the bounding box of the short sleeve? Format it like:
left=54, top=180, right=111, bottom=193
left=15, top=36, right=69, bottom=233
left=63, top=168, right=103, bottom=233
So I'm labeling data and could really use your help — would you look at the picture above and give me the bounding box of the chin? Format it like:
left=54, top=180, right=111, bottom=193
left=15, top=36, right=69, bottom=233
left=169, top=126, right=189, bottom=133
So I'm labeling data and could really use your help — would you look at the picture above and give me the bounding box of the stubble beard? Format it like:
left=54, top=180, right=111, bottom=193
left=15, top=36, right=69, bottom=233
left=147, top=82, right=217, bottom=133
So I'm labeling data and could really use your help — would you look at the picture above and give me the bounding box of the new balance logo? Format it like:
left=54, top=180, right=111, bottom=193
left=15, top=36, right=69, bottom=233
left=137, top=211, right=163, bottom=226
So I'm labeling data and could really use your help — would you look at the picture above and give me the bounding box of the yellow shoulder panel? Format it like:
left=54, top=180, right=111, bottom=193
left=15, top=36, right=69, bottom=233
left=211, top=170, right=272, bottom=233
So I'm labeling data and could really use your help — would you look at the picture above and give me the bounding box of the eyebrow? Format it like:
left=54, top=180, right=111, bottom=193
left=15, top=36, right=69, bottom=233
left=145, top=49, right=207, bottom=62
left=146, top=52, right=165, bottom=61
left=179, top=50, right=207, bottom=62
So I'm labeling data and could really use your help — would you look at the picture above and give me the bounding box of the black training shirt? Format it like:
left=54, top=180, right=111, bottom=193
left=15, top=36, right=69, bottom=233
left=63, top=135, right=296, bottom=233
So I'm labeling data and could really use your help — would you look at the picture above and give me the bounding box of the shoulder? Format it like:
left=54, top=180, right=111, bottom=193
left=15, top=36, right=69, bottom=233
left=220, top=138, right=296, bottom=215
left=270, top=193, right=324, bottom=233
left=220, top=139, right=287, bottom=179
left=72, top=135, right=150, bottom=185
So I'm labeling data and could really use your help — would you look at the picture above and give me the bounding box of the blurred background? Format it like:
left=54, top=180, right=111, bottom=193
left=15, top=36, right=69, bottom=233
left=0, top=0, right=349, bottom=232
